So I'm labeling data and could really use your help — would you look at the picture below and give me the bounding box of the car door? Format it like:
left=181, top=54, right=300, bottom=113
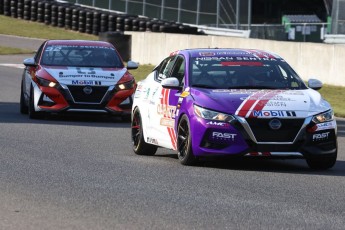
left=148, top=55, right=186, bottom=150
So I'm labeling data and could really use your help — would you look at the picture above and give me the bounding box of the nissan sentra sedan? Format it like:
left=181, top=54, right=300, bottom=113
left=131, top=48, right=337, bottom=170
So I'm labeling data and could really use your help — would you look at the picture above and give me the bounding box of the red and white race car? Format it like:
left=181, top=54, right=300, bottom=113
left=20, top=40, right=138, bottom=120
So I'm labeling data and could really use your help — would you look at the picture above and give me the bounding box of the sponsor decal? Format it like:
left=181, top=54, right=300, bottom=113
left=315, top=121, right=336, bottom=131
left=59, top=74, right=115, bottom=80
left=206, top=121, right=230, bottom=127
left=157, top=104, right=176, bottom=119
left=71, top=80, right=101, bottom=85
left=199, top=52, right=216, bottom=56
left=252, top=110, right=296, bottom=117
left=195, top=56, right=277, bottom=62
left=144, top=88, right=150, bottom=100
left=147, top=137, right=158, bottom=145
left=312, top=132, right=330, bottom=141
left=212, top=132, right=237, bottom=140
left=180, top=91, right=190, bottom=98
left=160, top=88, right=177, bottom=150
left=160, top=118, right=174, bottom=127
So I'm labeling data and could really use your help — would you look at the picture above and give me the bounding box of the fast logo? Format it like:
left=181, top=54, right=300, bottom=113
left=313, top=132, right=330, bottom=141
left=212, top=132, right=236, bottom=140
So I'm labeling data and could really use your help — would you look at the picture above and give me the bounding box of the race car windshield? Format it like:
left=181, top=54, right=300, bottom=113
left=41, top=45, right=124, bottom=68
left=189, top=57, right=307, bottom=90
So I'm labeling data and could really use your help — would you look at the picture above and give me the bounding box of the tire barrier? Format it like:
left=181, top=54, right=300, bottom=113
left=37, top=1, right=44, bottom=22
left=124, top=17, right=132, bottom=31
left=2, top=0, right=201, bottom=38
left=100, top=13, right=108, bottom=33
left=85, top=10, right=93, bottom=34
left=3, top=0, right=10, bottom=16
left=44, top=2, right=51, bottom=25
left=71, top=7, right=78, bottom=31
left=64, top=6, right=72, bottom=30
left=10, top=0, right=17, bottom=18
left=17, top=0, right=24, bottom=19
left=50, top=4, right=58, bottom=26
left=78, top=9, right=86, bottom=33
left=92, top=11, right=100, bottom=35
left=57, top=5, right=65, bottom=27
left=0, top=0, right=4, bottom=15
left=132, top=18, right=139, bottom=31
left=23, top=0, right=30, bottom=20
left=30, top=0, right=37, bottom=21
left=108, top=14, right=117, bottom=32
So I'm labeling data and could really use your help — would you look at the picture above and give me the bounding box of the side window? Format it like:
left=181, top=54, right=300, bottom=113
left=34, top=42, right=46, bottom=63
left=155, top=56, right=176, bottom=82
left=170, top=56, right=185, bottom=85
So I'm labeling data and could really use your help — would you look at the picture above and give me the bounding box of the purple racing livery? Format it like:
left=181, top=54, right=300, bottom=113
left=131, top=48, right=337, bottom=169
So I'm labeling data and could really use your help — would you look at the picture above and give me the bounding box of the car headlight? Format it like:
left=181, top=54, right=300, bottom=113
left=312, top=110, right=334, bottom=123
left=115, top=80, right=135, bottom=91
left=36, top=76, right=56, bottom=87
left=193, top=104, right=235, bottom=122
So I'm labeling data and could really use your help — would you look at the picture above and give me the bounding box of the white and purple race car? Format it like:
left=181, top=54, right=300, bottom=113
left=131, top=48, right=337, bottom=170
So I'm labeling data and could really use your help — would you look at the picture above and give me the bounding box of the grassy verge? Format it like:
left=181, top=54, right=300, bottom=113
left=0, top=15, right=97, bottom=40
left=319, top=85, right=345, bottom=118
left=129, top=64, right=154, bottom=80
left=0, top=46, right=35, bottom=55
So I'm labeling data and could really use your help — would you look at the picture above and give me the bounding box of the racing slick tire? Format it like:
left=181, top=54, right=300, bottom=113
left=20, top=82, right=28, bottom=114
left=306, top=152, right=337, bottom=170
left=28, top=86, right=45, bottom=119
left=177, top=114, right=197, bottom=165
left=131, top=107, right=158, bottom=155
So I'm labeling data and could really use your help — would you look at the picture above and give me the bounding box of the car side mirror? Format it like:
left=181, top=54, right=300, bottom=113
left=161, top=77, right=182, bottom=90
left=308, top=78, right=322, bottom=90
left=23, top=57, right=36, bottom=67
left=127, top=61, right=138, bottom=70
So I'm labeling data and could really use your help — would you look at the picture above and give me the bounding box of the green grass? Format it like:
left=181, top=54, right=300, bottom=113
left=0, top=46, right=35, bottom=55
left=129, top=64, right=154, bottom=80
left=0, top=15, right=344, bottom=117
left=319, top=85, right=345, bottom=118
left=0, top=15, right=97, bottom=40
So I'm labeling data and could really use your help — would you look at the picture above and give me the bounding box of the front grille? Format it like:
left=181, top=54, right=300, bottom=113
left=67, top=85, right=109, bottom=103
left=246, top=118, right=305, bottom=142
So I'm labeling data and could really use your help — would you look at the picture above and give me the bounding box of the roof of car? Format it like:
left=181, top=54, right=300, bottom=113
left=45, top=40, right=114, bottom=47
left=175, top=48, right=283, bottom=60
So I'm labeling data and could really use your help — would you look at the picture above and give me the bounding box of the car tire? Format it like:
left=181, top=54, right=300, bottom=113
left=20, top=82, right=28, bottom=114
left=131, top=108, right=157, bottom=155
left=306, top=153, right=337, bottom=170
left=28, top=86, right=44, bottom=119
left=177, top=114, right=197, bottom=165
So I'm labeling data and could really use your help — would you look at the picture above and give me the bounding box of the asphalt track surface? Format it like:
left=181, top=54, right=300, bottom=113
left=1, top=54, right=345, bottom=230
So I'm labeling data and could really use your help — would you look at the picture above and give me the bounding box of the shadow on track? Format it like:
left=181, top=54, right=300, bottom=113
left=0, top=102, right=130, bottom=128
left=153, top=150, right=345, bottom=176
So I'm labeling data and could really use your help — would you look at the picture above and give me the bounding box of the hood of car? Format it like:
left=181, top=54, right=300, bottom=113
left=43, top=66, right=127, bottom=86
left=190, top=88, right=331, bottom=118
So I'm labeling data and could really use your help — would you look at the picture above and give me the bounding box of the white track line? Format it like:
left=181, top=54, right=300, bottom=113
left=0, top=63, right=25, bottom=69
